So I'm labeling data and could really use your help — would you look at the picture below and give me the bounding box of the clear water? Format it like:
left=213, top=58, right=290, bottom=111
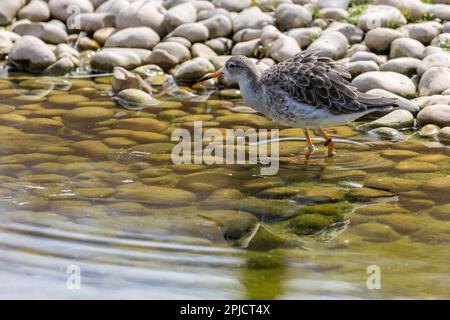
left=0, top=74, right=449, bottom=299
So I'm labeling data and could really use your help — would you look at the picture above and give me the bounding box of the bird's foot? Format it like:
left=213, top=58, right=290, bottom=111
left=324, top=138, right=335, bottom=157
left=304, top=144, right=315, bottom=161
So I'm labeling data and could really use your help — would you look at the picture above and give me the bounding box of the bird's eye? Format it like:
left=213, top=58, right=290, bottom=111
left=228, top=63, right=236, bottom=69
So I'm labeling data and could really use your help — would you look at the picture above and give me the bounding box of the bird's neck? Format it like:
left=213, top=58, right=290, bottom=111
left=238, top=72, right=262, bottom=108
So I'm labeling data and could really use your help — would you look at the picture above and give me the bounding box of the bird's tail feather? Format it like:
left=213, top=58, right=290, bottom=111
left=357, top=92, right=399, bottom=110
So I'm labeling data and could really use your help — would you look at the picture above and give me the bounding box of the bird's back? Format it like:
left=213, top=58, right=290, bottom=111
left=260, top=49, right=398, bottom=115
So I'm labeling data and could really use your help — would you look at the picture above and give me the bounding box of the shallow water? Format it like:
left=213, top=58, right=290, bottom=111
left=0, top=74, right=449, bottom=299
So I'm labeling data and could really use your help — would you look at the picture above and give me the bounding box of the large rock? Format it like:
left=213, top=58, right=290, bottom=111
left=308, top=31, right=348, bottom=60
left=390, top=38, right=425, bottom=59
left=380, top=57, right=420, bottom=76
left=425, top=4, right=450, bottom=21
left=0, top=34, right=13, bottom=56
left=96, top=0, right=129, bottom=15
left=325, top=22, right=364, bottom=44
left=419, top=67, right=450, bottom=96
left=232, top=7, right=274, bottom=33
left=48, top=0, right=93, bottom=22
left=357, top=5, right=407, bottom=32
left=0, top=0, right=26, bottom=25
left=170, top=23, right=209, bottom=43
left=366, top=89, right=420, bottom=114
left=76, top=12, right=116, bottom=32
left=286, top=27, right=322, bottom=49
left=147, top=41, right=191, bottom=70
left=200, top=14, right=233, bottom=38
left=12, top=22, right=68, bottom=45
left=44, top=57, right=75, bottom=75
left=365, top=27, right=403, bottom=52
left=8, top=35, right=56, bottom=72
left=18, top=0, right=50, bottom=22
left=116, top=0, right=166, bottom=35
left=418, top=52, right=450, bottom=76
left=275, top=3, right=312, bottom=31
left=318, top=0, right=351, bottom=9
left=90, top=50, right=142, bottom=71
left=267, top=35, right=301, bottom=63
left=345, top=61, right=379, bottom=78
left=357, top=110, right=415, bottom=131
left=352, top=71, right=417, bottom=98
left=175, top=57, right=215, bottom=81
left=105, top=27, right=160, bottom=50
left=162, top=2, right=197, bottom=33
left=430, top=33, right=450, bottom=50
left=417, top=105, right=450, bottom=127
left=116, top=183, right=196, bottom=205
left=231, top=38, right=260, bottom=57
left=376, top=0, right=426, bottom=20
left=397, top=22, right=442, bottom=45
left=212, top=0, right=252, bottom=12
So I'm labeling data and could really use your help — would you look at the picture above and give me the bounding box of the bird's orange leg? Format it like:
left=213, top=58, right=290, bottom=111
left=303, top=129, right=315, bottom=160
left=316, top=128, right=335, bottom=156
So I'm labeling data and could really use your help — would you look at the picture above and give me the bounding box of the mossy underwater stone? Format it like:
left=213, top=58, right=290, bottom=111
left=239, top=197, right=300, bottom=221
left=116, top=183, right=196, bottom=205
left=428, top=204, right=450, bottom=221
left=346, top=187, right=395, bottom=202
left=363, top=176, right=421, bottom=192
left=351, top=222, right=401, bottom=243
left=288, top=214, right=335, bottom=236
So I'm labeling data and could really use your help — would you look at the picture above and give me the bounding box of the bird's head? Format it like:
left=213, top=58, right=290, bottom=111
left=196, top=55, right=259, bottom=84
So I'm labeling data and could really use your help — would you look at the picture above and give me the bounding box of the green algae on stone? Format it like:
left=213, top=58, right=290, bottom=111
left=113, top=117, right=168, bottom=132
left=427, top=204, right=450, bottom=221
left=351, top=223, right=401, bottom=242
left=108, top=202, right=153, bottom=216
left=394, top=161, right=439, bottom=172
left=71, top=140, right=113, bottom=159
left=239, top=197, right=300, bottom=221
left=364, top=176, right=421, bottom=192
left=47, top=94, right=89, bottom=105
left=6, top=210, right=68, bottom=228
left=199, top=210, right=259, bottom=248
left=116, top=183, right=196, bottom=205
left=215, top=113, right=272, bottom=128
left=288, top=214, right=335, bottom=236
left=103, top=137, right=137, bottom=148
left=21, top=118, right=63, bottom=133
left=297, top=202, right=353, bottom=218
left=375, top=214, right=423, bottom=235
left=321, top=169, right=367, bottom=182
left=346, top=187, right=395, bottom=202
left=62, top=107, right=114, bottom=124
left=242, top=177, right=285, bottom=192
left=74, top=188, right=116, bottom=198
left=295, top=186, right=346, bottom=204
left=355, top=202, right=408, bottom=216
left=0, top=113, right=27, bottom=126
left=247, top=224, right=302, bottom=251
left=421, top=176, right=450, bottom=194
left=410, top=223, right=450, bottom=244
left=260, top=186, right=302, bottom=198
left=380, top=149, right=418, bottom=160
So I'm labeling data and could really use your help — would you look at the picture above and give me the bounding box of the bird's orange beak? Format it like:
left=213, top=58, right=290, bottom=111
left=196, top=70, right=223, bottom=83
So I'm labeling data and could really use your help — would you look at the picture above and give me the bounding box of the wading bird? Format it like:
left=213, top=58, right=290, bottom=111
left=196, top=49, right=398, bottom=158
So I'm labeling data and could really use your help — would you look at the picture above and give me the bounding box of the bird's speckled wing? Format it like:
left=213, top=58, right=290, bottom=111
left=260, top=49, right=397, bottom=115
